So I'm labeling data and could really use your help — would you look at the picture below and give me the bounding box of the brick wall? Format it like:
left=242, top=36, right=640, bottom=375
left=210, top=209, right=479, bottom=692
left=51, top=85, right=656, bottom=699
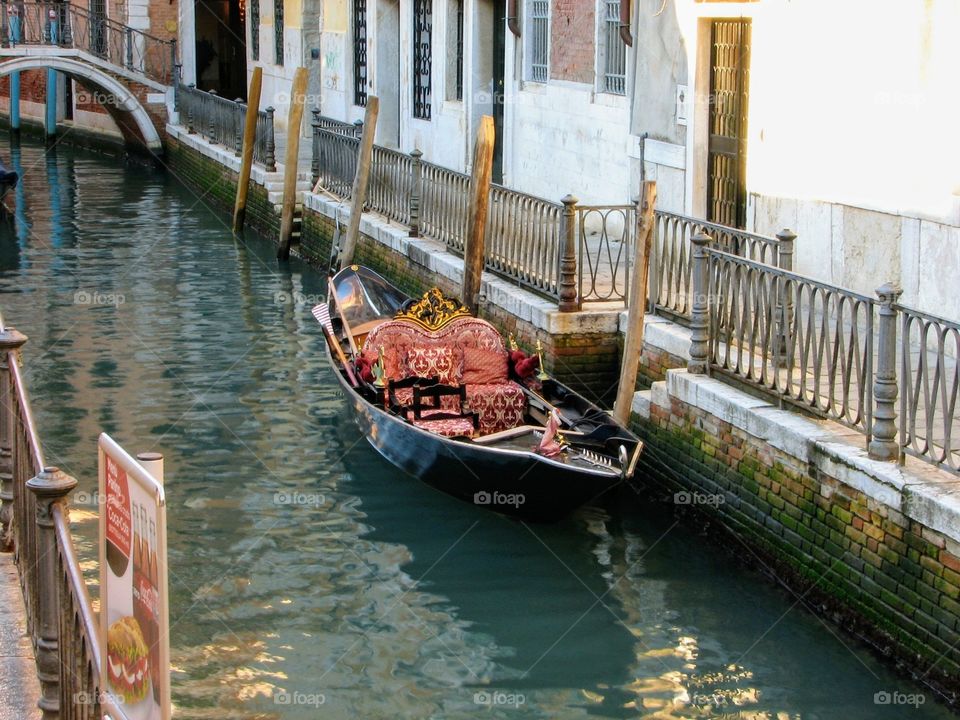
left=550, top=0, right=596, bottom=84
left=634, top=374, right=960, bottom=697
left=166, top=135, right=281, bottom=237
left=0, top=70, right=48, bottom=104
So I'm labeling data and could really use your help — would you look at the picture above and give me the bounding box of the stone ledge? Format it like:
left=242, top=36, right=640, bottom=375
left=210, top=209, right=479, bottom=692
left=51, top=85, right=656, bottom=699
left=304, top=191, right=622, bottom=336
left=648, top=367, right=960, bottom=544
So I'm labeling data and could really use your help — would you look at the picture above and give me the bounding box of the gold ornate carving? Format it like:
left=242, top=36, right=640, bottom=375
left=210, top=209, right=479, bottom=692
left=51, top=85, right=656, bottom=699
left=394, top=288, right=472, bottom=331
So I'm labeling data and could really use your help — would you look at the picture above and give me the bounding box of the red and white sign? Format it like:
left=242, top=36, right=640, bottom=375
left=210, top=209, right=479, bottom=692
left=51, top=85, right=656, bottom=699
left=98, top=434, right=170, bottom=720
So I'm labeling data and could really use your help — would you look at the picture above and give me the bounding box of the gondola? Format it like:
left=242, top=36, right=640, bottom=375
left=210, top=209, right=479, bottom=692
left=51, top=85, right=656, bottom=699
left=314, top=265, right=642, bottom=523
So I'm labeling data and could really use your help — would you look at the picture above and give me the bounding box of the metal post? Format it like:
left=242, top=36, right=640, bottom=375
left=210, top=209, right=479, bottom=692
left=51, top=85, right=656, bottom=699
left=0, top=327, right=27, bottom=551
left=310, top=108, right=321, bottom=186
left=173, top=64, right=182, bottom=112
left=773, top=228, right=797, bottom=366
left=265, top=106, right=276, bottom=172
left=558, top=194, right=579, bottom=312
left=353, top=119, right=363, bottom=138
left=647, top=210, right=659, bottom=314
left=776, top=228, right=796, bottom=272
left=186, top=84, right=195, bottom=134
left=0, top=0, right=8, bottom=48
left=170, top=38, right=177, bottom=82
left=688, top=232, right=711, bottom=374
left=27, top=466, right=77, bottom=720
left=61, top=4, right=71, bottom=46
left=234, top=98, right=243, bottom=156
left=869, top=282, right=903, bottom=461
left=409, top=149, right=422, bottom=236
left=124, top=27, right=133, bottom=69
left=208, top=89, right=217, bottom=141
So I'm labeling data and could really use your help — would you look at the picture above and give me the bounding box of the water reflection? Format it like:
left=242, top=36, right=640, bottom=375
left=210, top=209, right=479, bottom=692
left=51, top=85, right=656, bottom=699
left=0, top=138, right=954, bottom=719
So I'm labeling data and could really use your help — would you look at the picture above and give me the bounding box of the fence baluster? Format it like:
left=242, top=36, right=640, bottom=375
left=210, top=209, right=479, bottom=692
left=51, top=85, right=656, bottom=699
left=27, top=466, right=78, bottom=719
left=689, top=232, right=711, bottom=374
left=870, top=282, right=903, bottom=461
left=265, top=106, right=276, bottom=171
left=0, top=328, right=27, bottom=551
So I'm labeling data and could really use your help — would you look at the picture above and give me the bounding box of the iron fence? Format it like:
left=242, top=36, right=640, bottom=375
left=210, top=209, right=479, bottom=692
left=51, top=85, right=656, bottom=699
left=899, top=304, right=960, bottom=473
left=175, top=82, right=276, bottom=171
left=313, top=127, right=360, bottom=199
left=0, top=0, right=177, bottom=84
left=2, top=334, right=102, bottom=718
left=703, top=247, right=875, bottom=435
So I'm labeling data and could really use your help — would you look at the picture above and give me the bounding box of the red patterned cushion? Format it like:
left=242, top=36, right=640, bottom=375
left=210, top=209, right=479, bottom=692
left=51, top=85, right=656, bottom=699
left=406, top=347, right=461, bottom=384
left=392, top=387, right=459, bottom=411
left=462, top=347, right=509, bottom=385
left=467, top=382, right=526, bottom=435
left=407, top=410, right=475, bottom=438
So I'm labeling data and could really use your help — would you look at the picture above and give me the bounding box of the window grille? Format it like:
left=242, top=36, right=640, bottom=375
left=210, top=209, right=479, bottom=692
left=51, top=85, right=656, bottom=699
left=530, top=1, right=549, bottom=83
left=602, top=0, right=626, bottom=94
left=413, top=0, right=432, bottom=119
left=353, top=0, right=368, bottom=106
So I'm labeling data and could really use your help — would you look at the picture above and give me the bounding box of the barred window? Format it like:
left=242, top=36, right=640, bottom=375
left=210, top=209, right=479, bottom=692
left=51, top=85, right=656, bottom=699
left=250, top=0, right=259, bottom=60
left=601, top=0, right=626, bottom=94
left=274, top=0, right=284, bottom=65
left=528, top=1, right=549, bottom=83
left=445, top=0, right=463, bottom=101
left=353, top=0, right=368, bottom=106
left=413, top=0, right=432, bottom=119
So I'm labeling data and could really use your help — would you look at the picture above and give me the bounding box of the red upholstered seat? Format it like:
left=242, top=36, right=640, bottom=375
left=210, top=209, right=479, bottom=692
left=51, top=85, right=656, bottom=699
left=405, top=409, right=475, bottom=438
left=363, top=315, right=526, bottom=436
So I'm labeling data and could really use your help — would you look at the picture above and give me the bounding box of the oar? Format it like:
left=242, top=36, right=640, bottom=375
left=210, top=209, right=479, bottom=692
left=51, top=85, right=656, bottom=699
left=312, top=303, right=359, bottom=387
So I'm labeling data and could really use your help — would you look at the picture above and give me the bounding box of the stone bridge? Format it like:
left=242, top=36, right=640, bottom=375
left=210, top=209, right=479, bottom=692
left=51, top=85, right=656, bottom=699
left=0, top=2, right=176, bottom=154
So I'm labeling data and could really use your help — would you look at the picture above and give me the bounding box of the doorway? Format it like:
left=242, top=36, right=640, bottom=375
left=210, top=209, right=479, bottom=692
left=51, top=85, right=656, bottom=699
left=474, top=0, right=505, bottom=182
left=376, top=0, right=400, bottom=148
left=706, top=18, right=750, bottom=228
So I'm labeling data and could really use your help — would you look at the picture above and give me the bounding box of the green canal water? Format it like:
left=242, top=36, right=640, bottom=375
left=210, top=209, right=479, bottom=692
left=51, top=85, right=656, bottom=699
left=0, top=138, right=954, bottom=719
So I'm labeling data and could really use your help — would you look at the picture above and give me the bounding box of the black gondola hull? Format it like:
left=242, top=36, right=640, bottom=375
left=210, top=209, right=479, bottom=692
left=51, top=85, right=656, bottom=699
left=331, top=351, right=625, bottom=523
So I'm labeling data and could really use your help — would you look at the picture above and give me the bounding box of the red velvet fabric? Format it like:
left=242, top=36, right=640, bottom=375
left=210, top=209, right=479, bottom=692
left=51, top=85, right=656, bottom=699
left=462, top=347, right=509, bottom=385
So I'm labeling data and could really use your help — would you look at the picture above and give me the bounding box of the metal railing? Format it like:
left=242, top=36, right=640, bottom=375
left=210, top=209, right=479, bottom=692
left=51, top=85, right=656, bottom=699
left=311, top=118, right=565, bottom=299
left=899, top=304, right=960, bottom=472
left=0, top=328, right=102, bottom=718
left=175, top=81, right=276, bottom=171
left=0, top=0, right=177, bottom=84
left=683, top=232, right=960, bottom=475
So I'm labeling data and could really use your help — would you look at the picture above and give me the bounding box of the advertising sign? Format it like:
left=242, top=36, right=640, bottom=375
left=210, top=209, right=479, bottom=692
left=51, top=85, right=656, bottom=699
left=98, top=433, right=170, bottom=720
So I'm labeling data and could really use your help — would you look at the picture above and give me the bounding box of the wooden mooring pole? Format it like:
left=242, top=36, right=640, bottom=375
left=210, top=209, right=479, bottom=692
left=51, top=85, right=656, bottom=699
left=613, top=180, right=656, bottom=425
left=337, top=96, right=380, bottom=269
left=277, top=67, right=308, bottom=260
left=232, top=67, right=263, bottom=233
left=462, top=115, right=496, bottom=315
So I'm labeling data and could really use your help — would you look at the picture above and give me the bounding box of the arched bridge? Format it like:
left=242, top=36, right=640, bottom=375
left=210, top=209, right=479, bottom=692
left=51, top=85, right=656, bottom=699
left=0, top=1, right=176, bottom=153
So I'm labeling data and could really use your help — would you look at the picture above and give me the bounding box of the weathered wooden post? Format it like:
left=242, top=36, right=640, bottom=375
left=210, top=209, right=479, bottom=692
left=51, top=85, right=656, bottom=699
left=688, top=231, right=711, bottom=374
left=869, top=282, right=903, bottom=461
left=27, top=466, right=77, bottom=719
left=310, top=108, right=321, bottom=186
left=337, top=96, right=380, bottom=268
left=0, top=326, right=27, bottom=551
left=462, top=115, right=496, bottom=315
left=277, top=66, right=309, bottom=260
left=558, top=194, right=579, bottom=312
left=232, top=67, right=263, bottom=233
left=613, top=181, right=656, bottom=424
left=408, top=149, right=423, bottom=237
left=264, top=106, right=276, bottom=171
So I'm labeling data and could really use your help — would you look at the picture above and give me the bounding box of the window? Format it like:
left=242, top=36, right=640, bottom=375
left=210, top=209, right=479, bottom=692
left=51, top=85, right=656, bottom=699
left=413, top=0, right=432, bottom=119
left=250, top=0, right=259, bottom=60
left=445, top=0, right=464, bottom=101
left=528, top=1, right=549, bottom=83
left=353, top=0, right=368, bottom=106
left=600, top=0, right=626, bottom=94
left=274, top=0, right=284, bottom=65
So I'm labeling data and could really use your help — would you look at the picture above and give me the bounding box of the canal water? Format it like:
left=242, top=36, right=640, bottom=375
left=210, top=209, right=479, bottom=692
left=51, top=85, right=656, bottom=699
left=0, top=137, right=954, bottom=720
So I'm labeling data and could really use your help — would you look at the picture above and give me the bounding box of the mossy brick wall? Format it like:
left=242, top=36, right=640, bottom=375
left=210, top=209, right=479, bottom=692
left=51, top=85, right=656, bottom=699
left=301, top=206, right=622, bottom=404
left=166, top=136, right=280, bottom=238
left=636, top=343, right=686, bottom=390
left=632, top=392, right=960, bottom=694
